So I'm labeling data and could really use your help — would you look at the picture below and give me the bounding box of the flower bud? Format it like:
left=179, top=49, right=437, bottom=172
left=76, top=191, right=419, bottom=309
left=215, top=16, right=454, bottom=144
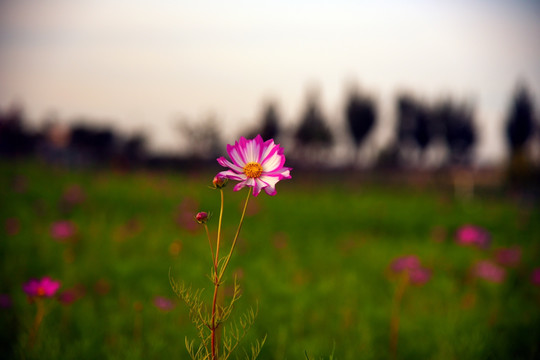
left=212, top=175, right=228, bottom=189
left=195, top=212, right=209, bottom=224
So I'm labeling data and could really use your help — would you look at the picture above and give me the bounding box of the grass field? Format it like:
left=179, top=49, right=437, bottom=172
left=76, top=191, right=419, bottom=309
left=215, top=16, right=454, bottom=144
left=1, top=160, right=539, bottom=359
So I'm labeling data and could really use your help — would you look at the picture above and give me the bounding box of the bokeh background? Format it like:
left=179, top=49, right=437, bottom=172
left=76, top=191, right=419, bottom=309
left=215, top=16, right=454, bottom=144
left=1, top=0, right=540, bottom=359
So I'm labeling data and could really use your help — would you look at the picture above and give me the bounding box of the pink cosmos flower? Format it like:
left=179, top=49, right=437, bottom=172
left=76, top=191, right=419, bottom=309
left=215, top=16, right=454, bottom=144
left=473, top=260, right=506, bottom=283
left=50, top=220, right=76, bottom=241
left=217, top=135, right=292, bottom=196
left=390, top=255, right=431, bottom=285
left=390, top=255, right=421, bottom=273
left=22, top=277, right=61, bottom=298
left=153, top=296, right=175, bottom=311
left=455, top=225, right=491, bottom=249
left=494, top=246, right=522, bottom=267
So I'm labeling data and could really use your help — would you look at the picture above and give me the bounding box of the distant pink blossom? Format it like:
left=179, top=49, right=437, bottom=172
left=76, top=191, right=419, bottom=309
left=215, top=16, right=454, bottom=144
left=473, top=260, right=506, bottom=283
left=50, top=220, right=76, bottom=240
left=494, top=246, right=522, bottom=267
left=531, top=268, right=540, bottom=286
left=58, top=285, right=85, bottom=305
left=455, top=225, right=491, bottom=249
left=217, top=135, right=292, bottom=196
left=153, top=296, right=175, bottom=311
left=390, top=255, right=431, bottom=285
left=390, top=255, right=421, bottom=273
left=409, top=267, right=432, bottom=285
left=23, top=277, right=61, bottom=298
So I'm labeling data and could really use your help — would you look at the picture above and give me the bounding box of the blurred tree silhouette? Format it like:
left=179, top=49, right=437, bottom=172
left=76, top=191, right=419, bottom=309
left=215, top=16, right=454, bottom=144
left=69, top=123, right=118, bottom=166
left=434, top=100, right=476, bottom=166
left=344, top=89, right=377, bottom=166
left=258, top=102, right=280, bottom=141
left=504, top=83, right=538, bottom=189
left=246, top=101, right=281, bottom=141
left=294, top=92, right=333, bottom=165
left=396, top=95, right=433, bottom=166
left=0, top=103, right=39, bottom=157
left=506, top=84, right=534, bottom=154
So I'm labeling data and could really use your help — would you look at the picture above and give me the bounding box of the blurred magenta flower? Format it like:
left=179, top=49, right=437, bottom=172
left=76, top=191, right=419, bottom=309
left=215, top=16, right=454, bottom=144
left=531, top=268, right=540, bottom=286
left=455, top=225, right=491, bottom=249
left=390, top=255, right=431, bottom=285
left=0, top=294, right=12, bottom=308
left=494, top=246, right=522, bottom=267
left=50, top=220, right=76, bottom=241
left=153, top=296, right=175, bottom=311
left=217, top=135, right=292, bottom=196
left=58, top=285, right=85, bottom=305
left=23, top=277, right=61, bottom=298
left=473, top=260, right=506, bottom=283
left=391, top=255, right=421, bottom=272
left=409, top=267, right=432, bottom=285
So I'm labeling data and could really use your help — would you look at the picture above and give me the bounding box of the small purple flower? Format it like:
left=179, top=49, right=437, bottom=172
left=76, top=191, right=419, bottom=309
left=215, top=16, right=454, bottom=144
left=455, top=225, right=491, bottom=249
left=531, top=268, right=540, bottom=286
left=153, top=296, right=175, bottom=312
left=494, top=246, right=522, bottom=267
left=0, top=294, right=12, bottom=308
left=50, top=220, right=76, bottom=241
left=23, top=277, right=61, bottom=298
left=390, top=255, right=421, bottom=273
left=473, top=260, right=506, bottom=283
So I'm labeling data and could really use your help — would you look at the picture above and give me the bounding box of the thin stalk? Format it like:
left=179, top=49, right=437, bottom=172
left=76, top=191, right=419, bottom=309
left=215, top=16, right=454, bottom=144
left=29, top=298, right=46, bottom=349
left=210, top=189, right=225, bottom=360
left=218, top=189, right=251, bottom=281
left=390, top=272, right=409, bottom=360
left=215, top=189, right=224, bottom=274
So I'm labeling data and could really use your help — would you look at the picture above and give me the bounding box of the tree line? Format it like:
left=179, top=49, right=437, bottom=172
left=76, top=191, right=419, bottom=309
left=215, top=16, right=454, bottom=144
left=0, top=82, right=538, bottom=173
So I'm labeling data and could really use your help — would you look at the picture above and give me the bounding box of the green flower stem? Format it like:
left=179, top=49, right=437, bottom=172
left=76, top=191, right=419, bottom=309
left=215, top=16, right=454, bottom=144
left=210, top=188, right=251, bottom=360
left=215, top=189, right=225, bottom=276
left=210, top=188, right=225, bottom=360
left=218, top=189, right=251, bottom=281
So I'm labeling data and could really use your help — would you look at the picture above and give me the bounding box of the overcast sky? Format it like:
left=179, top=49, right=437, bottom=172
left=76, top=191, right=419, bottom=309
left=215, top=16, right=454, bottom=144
left=1, top=0, right=539, bottom=163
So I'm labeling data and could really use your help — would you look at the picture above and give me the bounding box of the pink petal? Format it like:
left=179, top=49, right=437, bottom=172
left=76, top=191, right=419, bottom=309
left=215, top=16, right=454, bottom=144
left=218, top=170, right=246, bottom=182
left=227, top=144, right=247, bottom=167
left=217, top=157, right=244, bottom=173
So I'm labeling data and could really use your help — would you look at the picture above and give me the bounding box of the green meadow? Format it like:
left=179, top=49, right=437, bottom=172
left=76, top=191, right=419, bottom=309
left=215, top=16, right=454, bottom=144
left=1, top=161, right=539, bottom=359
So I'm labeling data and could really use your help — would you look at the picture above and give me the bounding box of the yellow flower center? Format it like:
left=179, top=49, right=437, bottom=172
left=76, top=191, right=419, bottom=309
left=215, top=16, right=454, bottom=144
left=243, top=162, right=263, bottom=178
